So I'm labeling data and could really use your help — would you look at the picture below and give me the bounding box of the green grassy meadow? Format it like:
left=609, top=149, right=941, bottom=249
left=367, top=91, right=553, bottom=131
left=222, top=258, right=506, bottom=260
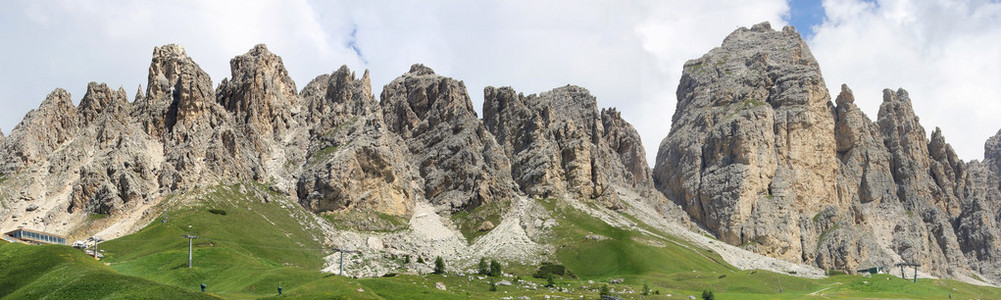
left=2, top=184, right=1000, bottom=299
left=0, top=242, right=215, bottom=299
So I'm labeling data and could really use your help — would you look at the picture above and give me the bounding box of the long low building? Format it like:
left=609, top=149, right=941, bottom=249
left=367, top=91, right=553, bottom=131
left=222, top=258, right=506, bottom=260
left=3, top=227, right=66, bottom=245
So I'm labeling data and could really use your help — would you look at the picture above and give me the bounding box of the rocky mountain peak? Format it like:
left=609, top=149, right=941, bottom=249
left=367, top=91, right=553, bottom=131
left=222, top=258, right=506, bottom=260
left=295, top=65, right=420, bottom=217
left=929, top=127, right=954, bottom=162
left=134, top=84, right=144, bottom=102
left=381, top=66, right=516, bottom=212
left=835, top=84, right=855, bottom=106
left=408, top=63, right=436, bottom=76
left=652, top=22, right=1001, bottom=281
left=217, top=43, right=297, bottom=144
left=137, top=43, right=215, bottom=137
left=750, top=21, right=772, bottom=32
left=299, top=65, right=378, bottom=134
left=656, top=21, right=838, bottom=261
left=39, top=88, right=76, bottom=111
left=877, top=88, right=928, bottom=175
left=600, top=107, right=654, bottom=191
left=483, top=84, right=658, bottom=209
left=882, top=87, right=911, bottom=102
left=721, top=21, right=819, bottom=70
left=327, top=65, right=373, bottom=106
left=79, top=82, right=130, bottom=126
left=986, top=130, right=1001, bottom=174
left=0, top=88, right=79, bottom=175
left=146, top=44, right=201, bottom=100
left=381, top=64, right=478, bottom=138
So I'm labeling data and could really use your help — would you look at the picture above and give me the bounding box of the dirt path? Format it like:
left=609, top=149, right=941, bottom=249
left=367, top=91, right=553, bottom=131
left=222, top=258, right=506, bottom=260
left=808, top=282, right=842, bottom=295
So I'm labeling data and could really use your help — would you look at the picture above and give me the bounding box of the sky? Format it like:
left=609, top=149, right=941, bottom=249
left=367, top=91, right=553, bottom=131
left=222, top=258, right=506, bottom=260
left=0, top=0, right=999, bottom=164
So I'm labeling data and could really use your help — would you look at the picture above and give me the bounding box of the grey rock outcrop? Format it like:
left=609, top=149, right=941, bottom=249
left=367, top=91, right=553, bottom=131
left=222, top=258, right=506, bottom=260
left=875, top=89, right=968, bottom=275
left=654, top=22, right=839, bottom=262
left=134, top=44, right=256, bottom=190
left=380, top=64, right=517, bottom=212
left=67, top=82, right=160, bottom=215
left=217, top=44, right=297, bottom=152
left=984, top=130, right=1001, bottom=179
left=654, top=22, right=1001, bottom=283
left=482, top=85, right=658, bottom=208
left=952, top=129, right=1001, bottom=281
left=0, top=88, right=79, bottom=175
left=601, top=108, right=654, bottom=190
left=215, top=44, right=301, bottom=186
left=0, top=80, right=161, bottom=222
left=834, top=85, right=897, bottom=206
left=295, top=66, right=420, bottom=216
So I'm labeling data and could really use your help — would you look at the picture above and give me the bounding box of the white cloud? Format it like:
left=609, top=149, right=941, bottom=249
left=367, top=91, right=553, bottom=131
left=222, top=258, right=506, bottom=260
left=811, top=0, right=1001, bottom=160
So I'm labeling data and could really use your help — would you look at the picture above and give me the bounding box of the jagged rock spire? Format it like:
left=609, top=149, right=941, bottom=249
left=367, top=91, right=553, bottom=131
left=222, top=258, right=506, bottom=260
left=986, top=129, right=1001, bottom=167
left=136, top=43, right=215, bottom=137
left=380, top=64, right=517, bottom=212
left=217, top=43, right=297, bottom=152
left=79, top=82, right=129, bottom=126
left=482, top=84, right=659, bottom=209
left=0, top=88, right=79, bottom=174
left=134, top=84, right=144, bottom=102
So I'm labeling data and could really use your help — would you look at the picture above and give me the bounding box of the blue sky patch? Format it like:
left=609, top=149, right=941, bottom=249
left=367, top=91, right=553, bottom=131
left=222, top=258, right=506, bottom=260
left=786, top=0, right=826, bottom=38
left=346, top=24, right=367, bottom=64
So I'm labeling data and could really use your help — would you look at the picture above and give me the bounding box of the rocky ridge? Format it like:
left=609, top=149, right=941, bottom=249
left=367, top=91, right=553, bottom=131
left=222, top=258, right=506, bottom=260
left=295, top=66, right=420, bottom=216
left=482, top=85, right=667, bottom=211
left=654, top=22, right=1001, bottom=283
left=379, top=65, right=518, bottom=212
left=0, top=43, right=680, bottom=276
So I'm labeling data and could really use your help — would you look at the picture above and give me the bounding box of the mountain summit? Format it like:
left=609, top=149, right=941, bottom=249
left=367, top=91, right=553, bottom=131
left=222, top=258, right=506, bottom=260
left=654, top=21, right=1001, bottom=283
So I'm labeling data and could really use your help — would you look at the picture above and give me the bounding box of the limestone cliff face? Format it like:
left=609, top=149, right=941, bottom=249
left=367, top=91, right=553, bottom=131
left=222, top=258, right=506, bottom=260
left=295, top=66, right=420, bottom=216
left=988, top=131, right=1001, bottom=173
left=0, top=89, right=79, bottom=175
left=822, top=85, right=900, bottom=271
left=134, top=44, right=257, bottom=190
left=380, top=64, right=518, bottom=212
left=874, top=89, right=968, bottom=276
left=215, top=44, right=302, bottom=188
left=601, top=108, right=654, bottom=191
left=482, top=85, right=658, bottom=209
left=217, top=44, right=297, bottom=151
left=654, top=22, right=1001, bottom=283
left=654, top=22, right=839, bottom=262
left=0, top=81, right=162, bottom=231
left=68, top=83, right=160, bottom=215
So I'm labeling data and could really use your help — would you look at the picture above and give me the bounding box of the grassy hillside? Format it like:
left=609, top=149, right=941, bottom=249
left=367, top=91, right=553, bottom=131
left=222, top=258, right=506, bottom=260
left=537, top=198, right=733, bottom=280
left=0, top=242, right=215, bottom=299
left=4, top=185, right=1000, bottom=299
left=100, top=184, right=331, bottom=297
